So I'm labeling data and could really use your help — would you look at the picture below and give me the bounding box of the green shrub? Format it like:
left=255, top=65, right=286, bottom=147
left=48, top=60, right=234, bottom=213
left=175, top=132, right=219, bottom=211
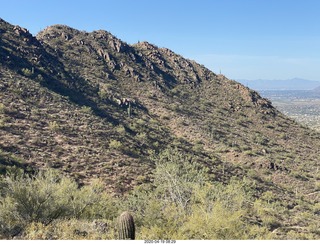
left=109, top=140, right=122, bottom=150
left=21, top=68, right=33, bottom=77
left=24, top=219, right=115, bottom=240
left=48, top=121, right=60, bottom=131
left=115, top=125, right=126, bottom=135
left=0, top=169, right=106, bottom=238
left=0, top=103, right=5, bottom=114
left=136, top=132, right=147, bottom=145
left=176, top=202, right=246, bottom=239
left=80, top=106, right=93, bottom=114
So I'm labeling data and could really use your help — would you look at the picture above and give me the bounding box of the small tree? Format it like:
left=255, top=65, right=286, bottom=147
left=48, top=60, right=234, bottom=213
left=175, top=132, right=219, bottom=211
left=152, top=147, right=208, bottom=211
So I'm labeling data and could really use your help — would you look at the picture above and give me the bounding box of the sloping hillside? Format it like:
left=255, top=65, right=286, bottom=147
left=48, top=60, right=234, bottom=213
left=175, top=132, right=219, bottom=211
left=1, top=18, right=320, bottom=238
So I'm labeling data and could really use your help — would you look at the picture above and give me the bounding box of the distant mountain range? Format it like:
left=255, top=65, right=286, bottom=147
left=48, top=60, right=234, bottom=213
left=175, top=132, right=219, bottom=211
left=237, top=78, right=320, bottom=91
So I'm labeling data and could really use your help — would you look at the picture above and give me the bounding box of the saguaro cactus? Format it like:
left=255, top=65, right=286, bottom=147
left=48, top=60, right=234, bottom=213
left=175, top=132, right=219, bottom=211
left=117, top=211, right=135, bottom=240
left=127, top=102, right=132, bottom=117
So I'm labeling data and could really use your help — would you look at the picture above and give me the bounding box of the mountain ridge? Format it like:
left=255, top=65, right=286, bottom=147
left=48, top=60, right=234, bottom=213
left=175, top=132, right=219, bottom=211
left=1, top=18, right=319, bottom=193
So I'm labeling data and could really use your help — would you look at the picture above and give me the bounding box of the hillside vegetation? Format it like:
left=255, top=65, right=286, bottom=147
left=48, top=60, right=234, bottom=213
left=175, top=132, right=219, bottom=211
left=0, top=18, right=319, bottom=239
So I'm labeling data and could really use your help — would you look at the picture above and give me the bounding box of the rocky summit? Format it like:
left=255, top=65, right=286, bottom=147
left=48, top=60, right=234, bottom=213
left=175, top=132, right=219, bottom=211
left=0, top=18, right=320, bottom=239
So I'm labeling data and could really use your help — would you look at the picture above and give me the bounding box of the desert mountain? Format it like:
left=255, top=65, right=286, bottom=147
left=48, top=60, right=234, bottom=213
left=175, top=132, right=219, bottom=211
left=1, top=17, right=320, bottom=193
left=0, top=18, right=320, bottom=238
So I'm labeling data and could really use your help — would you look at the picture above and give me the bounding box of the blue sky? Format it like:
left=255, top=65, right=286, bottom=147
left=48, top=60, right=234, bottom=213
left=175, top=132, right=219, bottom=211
left=1, top=0, right=320, bottom=81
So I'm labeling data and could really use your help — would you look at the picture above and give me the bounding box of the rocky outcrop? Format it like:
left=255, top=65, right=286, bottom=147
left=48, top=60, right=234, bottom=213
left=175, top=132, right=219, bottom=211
left=134, top=42, right=166, bottom=67
left=97, top=48, right=111, bottom=61
left=13, top=25, right=28, bottom=36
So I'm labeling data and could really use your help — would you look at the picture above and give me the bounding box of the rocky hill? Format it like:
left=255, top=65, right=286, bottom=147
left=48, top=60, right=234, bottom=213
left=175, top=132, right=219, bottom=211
left=1, top=18, right=320, bottom=238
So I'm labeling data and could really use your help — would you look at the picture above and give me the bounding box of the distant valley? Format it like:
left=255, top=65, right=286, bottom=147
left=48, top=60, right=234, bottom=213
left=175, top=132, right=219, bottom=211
left=260, top=90, right=320, bottom=131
